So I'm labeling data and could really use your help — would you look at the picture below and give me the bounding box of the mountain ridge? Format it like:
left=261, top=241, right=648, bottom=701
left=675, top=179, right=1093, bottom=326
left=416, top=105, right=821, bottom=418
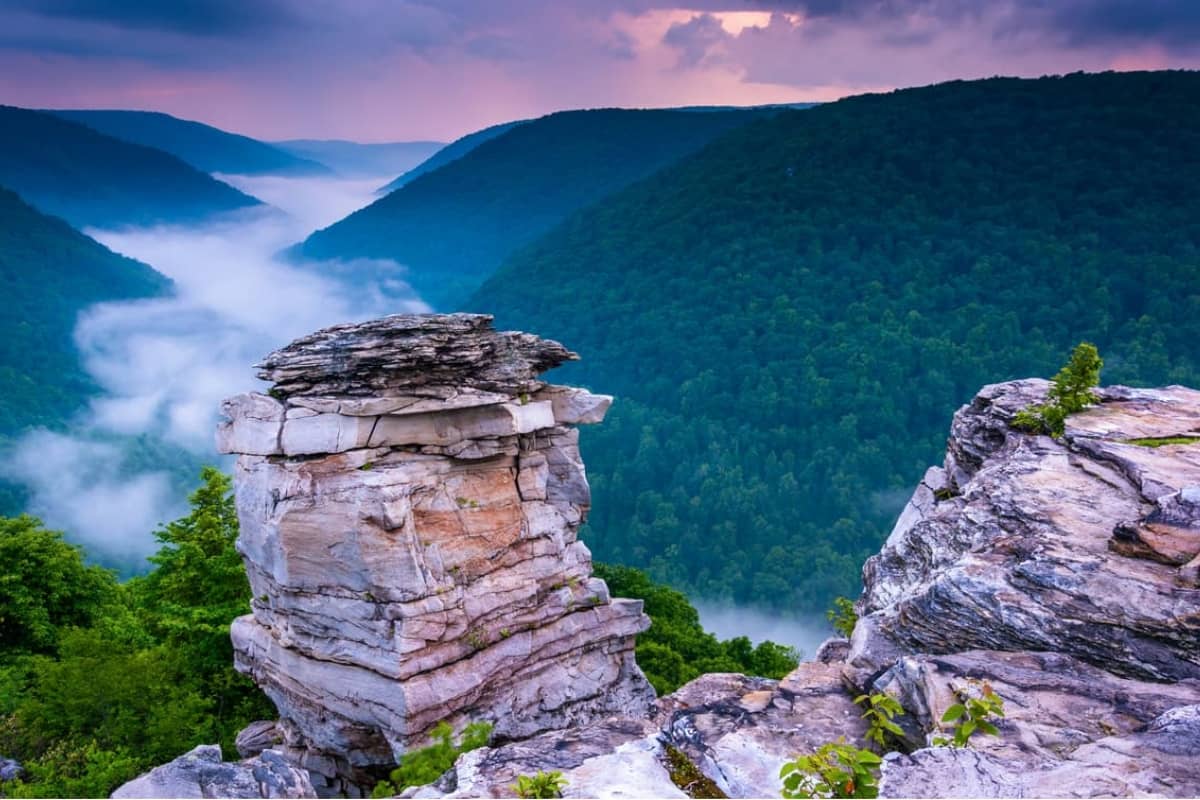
left=0, top=106, right=261, bottom=228
left=299, top=106, right=784, bottom=308
left=47, top=109, right=330, bottom=176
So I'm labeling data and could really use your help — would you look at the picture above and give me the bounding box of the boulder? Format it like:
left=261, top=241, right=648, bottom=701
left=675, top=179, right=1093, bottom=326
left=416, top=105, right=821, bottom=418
left=111, top=745, right=314, bottom=799
left=879, top=703, right=1200, bottom=798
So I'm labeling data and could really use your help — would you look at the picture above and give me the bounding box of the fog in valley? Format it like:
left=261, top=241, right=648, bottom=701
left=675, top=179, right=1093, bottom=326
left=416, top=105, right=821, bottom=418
left=4, top=174, right=426, bottom=567
left=695, top=602, right=831, bottom=660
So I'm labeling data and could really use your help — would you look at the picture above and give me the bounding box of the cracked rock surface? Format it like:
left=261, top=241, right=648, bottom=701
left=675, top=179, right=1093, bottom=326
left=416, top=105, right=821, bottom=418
left=204, top=330, right=1200, bottom=800
left=217, top=314, right=653, bottom=796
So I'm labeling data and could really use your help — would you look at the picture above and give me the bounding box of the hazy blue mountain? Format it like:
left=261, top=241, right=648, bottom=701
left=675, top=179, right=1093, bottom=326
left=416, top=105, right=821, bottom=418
left=377, top=120, right=525, bottom=193
left=469, top=70, right=1200, bottom=614
left=300, top=107, right=777, bottom=308
left=0, top=106, right=260, bottom=228
left=48, top=109, right=329, bottom=176
left=273, top=139, right=443, bottom=178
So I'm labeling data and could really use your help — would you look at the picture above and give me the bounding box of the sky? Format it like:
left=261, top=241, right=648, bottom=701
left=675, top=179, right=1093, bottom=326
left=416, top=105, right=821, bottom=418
left=2, top=1, right=1199, bottom=144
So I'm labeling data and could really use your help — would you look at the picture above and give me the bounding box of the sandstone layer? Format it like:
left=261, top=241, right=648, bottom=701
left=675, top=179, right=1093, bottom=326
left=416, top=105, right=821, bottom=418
left=217, top=314, right=655, bottom=796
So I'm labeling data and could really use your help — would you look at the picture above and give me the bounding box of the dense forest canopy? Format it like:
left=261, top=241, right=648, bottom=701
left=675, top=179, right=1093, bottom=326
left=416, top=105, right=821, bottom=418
left=469, top=70, right=1200, bottom=615
left=0, top=106, right=259, bottom=228
left=298, top=107, right=777, bottom=308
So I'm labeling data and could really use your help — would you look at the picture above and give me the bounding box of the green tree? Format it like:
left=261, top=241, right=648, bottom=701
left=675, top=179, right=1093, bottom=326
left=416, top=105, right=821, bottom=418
left=129, top=466, right=272, bottom=753
left=0, top=516, right=116, bottom=656
left=1048, top=342, right=1103, bottom=414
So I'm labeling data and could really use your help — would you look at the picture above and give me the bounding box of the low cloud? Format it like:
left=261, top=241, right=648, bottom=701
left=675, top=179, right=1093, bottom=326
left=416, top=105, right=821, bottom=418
left=695, top=601, right=830, bottom=660
left=3, top=174, right=426, bottom=568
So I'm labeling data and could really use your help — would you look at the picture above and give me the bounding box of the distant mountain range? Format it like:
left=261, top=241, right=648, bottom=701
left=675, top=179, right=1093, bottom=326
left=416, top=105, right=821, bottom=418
left=0, top=106, right=260, bottom=229
left=273, top=139, right=443, bottom=179
left=47, top=109, right=330, bottom=177
left=376, top=120, right=524, bottom=193
left=298, top=106, right=782, bottom=308
left=468, top=70, right=1200, bottom=614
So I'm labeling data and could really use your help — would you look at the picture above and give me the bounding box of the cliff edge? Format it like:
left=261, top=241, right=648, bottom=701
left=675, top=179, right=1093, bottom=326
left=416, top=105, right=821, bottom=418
left=113, top=318, right=1200, bottom=799
left=408, top=379, right=1200, bottom=798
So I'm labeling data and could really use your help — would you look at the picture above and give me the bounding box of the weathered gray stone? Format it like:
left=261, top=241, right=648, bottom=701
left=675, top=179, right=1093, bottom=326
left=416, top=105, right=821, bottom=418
left=879, top=703, right=1200, bottom=798
left=410, top=719, right=685, bottom=799
left=223, top=314, right=653, bottom=795
left=237, top=721, right=283, bottom=759
left=217, top=393, right=285, bottom=456
left=255, top=313, right=576, bottom=398
left=854, top=380, right=1200, bottom=682
left=0, top=758, right=23, bottom=783
left=111, top=745, right=315, bottom=799
left=657, top=664, right=869, bottom=798
left=533, top=386, right=613, bottom=425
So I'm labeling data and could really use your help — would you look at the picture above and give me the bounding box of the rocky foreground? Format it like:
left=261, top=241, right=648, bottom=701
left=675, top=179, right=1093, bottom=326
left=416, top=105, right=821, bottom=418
left=114, top=316, right=1199, bottom=798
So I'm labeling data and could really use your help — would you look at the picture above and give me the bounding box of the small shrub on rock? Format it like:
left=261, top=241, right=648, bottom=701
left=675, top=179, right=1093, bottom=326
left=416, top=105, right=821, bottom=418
left=826, top=597, right=858, bottom=639
left=370, top=721, right=492, bottom=797
left=512, top=770, right=568, bottom=799
left=780, top=739, right=881, bottom=799
left=1011, top=342, right=1103, bottom=437
left=854, top=692, right=905, bottom=752
left=931, top=681, right=1005, bottom=748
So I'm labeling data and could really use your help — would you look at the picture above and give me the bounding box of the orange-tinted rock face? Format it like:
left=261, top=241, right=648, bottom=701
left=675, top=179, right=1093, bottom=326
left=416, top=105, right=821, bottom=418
left=217, top=314, right=652, bottom=796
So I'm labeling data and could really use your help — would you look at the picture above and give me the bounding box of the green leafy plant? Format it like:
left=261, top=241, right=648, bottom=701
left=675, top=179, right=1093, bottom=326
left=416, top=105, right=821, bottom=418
left=370, top=721, right=492, bottom=797
left=826, top=597, right=857, bottom=639
left=780, top=739, right=881, bottom=799
left=931, top=682, right=1005, bottom=748
left=512, top=770, right=568, bottom=799
left=1012, top=343, right=1103, bottom=437
left=854, top=692, right=905, bottom=752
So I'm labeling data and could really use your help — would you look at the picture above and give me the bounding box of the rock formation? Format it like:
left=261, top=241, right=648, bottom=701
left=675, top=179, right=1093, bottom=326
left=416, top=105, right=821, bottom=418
left=191, top=315, right=1199, bottom=799
left=406, top=379, right=1200, bottom=798
left=216, top=314, right=654, bottom=796
left=852, top=380, right=1200, bottom=681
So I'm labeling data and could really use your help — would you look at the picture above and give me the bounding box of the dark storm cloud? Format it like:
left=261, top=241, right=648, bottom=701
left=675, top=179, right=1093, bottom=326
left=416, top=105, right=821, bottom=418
left=745, top=0, right=1200, bottom=51
left=11, top=0, right=296, bottom=36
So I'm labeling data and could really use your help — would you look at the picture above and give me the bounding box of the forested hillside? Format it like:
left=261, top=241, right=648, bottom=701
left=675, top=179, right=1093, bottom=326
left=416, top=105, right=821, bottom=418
left=470, top=70, right=1200, bottom=615
left=0, top=106, right=260, bottom=228
left=0, top=186, right=170, bottom=512
left=376, top=120, right=524, bottom=192
left=48, top=110, right=329, bottom=176
left=299, top=107, right=775, bottom=308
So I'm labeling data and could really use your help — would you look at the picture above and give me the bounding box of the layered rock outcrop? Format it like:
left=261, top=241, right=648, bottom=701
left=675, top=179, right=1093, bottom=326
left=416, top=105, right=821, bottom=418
left=852, top=380, right=1200, bottom=682
left=217, top=314, right=654, bottom=795
left=412, top=379, right=1200, bottom=798
left=206, top=317, right=1198, bottom=800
